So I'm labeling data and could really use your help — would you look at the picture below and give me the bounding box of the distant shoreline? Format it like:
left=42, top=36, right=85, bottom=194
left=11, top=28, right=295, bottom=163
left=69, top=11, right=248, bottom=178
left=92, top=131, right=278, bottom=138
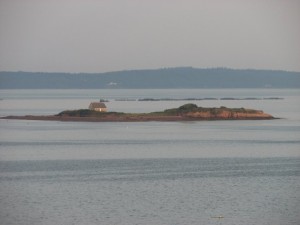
left=116, top=97, right=284, bottom=101
left=1, top=104, right=275, bottom=122
left=1, top=67, right=299, bottom=89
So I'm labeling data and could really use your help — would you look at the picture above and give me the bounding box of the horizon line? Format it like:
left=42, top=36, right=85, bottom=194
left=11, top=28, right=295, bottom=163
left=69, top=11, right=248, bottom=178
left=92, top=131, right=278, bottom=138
left=0, top=66, right=300, bottom=74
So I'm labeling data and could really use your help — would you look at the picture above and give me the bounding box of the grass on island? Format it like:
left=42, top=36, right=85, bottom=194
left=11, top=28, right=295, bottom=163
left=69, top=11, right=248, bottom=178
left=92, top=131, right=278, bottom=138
left=56, top=104, right=260, bottom=118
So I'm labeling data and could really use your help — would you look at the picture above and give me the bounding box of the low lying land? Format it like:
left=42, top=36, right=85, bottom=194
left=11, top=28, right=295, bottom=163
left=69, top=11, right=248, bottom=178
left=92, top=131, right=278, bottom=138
left=2, top=104, right=275, bottom=122
left=116, top=97, right=284, bottom=101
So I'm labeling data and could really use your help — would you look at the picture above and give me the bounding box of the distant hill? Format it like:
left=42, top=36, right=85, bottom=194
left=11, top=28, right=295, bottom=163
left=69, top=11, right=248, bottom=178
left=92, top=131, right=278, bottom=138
left=0, top=67, right=299, bottom=89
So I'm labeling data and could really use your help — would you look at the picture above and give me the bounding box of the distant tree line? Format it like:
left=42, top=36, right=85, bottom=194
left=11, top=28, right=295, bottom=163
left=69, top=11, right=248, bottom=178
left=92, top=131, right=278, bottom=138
left=1, top=67, right=299, bottom=89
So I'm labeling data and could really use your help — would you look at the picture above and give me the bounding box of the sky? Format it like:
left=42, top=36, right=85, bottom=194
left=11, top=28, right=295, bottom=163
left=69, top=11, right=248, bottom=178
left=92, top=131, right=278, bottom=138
left=0, top=0, right=299, bottom=73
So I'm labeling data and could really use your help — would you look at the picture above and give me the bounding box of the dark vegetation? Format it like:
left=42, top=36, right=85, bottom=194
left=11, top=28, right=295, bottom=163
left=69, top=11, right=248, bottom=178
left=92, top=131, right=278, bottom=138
left=56, top=109, right=125, bottom=117
left=163, top=104, right=258, bottom=115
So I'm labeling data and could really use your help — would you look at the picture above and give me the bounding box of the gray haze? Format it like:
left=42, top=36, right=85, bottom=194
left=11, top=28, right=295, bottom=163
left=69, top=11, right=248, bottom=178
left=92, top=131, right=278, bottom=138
left=0, top=0, right=299, bottom=73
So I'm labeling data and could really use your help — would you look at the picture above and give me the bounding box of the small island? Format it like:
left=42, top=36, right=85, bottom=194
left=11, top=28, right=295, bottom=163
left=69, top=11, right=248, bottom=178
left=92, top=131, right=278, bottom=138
left=2, top=104, right=275, bottom=122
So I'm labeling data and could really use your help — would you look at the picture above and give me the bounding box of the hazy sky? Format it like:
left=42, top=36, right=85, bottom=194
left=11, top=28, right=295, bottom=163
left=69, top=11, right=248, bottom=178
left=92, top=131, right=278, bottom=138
left=0, top=0, right=299, bottom=73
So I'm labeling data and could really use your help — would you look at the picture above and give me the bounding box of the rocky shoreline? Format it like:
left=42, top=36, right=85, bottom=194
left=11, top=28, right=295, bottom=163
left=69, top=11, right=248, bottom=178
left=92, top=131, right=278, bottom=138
left=1, top=104, right=275, bottom=122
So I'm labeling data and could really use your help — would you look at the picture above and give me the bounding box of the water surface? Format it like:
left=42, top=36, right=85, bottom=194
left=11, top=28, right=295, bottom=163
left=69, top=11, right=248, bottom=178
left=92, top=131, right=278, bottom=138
left=0, top=89, right=299, bottom=225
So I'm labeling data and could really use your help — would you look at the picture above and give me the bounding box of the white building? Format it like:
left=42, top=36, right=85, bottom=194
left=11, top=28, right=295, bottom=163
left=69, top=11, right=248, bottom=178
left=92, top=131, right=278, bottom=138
left=88, top=102, right=107, bottom=112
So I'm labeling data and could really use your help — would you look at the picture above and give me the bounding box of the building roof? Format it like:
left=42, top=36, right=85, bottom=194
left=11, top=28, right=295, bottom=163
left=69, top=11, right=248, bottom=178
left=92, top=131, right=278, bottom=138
left=89, top=102, right=107, bottom=109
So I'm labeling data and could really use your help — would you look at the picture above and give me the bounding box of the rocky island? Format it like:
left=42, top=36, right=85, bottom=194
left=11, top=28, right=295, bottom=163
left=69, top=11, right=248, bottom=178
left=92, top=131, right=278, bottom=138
left=3, top=104, right=275, bottom=122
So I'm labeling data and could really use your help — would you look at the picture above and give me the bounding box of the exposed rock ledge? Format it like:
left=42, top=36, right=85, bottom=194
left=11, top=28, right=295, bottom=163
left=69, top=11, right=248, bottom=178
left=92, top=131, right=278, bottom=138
left=1, top=104, right=275, bottom=122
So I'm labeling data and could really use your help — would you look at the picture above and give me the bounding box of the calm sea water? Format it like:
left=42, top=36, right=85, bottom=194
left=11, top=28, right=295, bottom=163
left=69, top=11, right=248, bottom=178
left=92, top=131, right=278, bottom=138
left=0, top=89, right=300, bottom=225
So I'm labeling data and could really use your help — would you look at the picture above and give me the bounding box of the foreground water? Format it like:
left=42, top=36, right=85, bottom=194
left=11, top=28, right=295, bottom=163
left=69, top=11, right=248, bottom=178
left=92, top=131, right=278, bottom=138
left=0, top=89, right=300, bottom=225
left=1, top=158, right=299, bottom=225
